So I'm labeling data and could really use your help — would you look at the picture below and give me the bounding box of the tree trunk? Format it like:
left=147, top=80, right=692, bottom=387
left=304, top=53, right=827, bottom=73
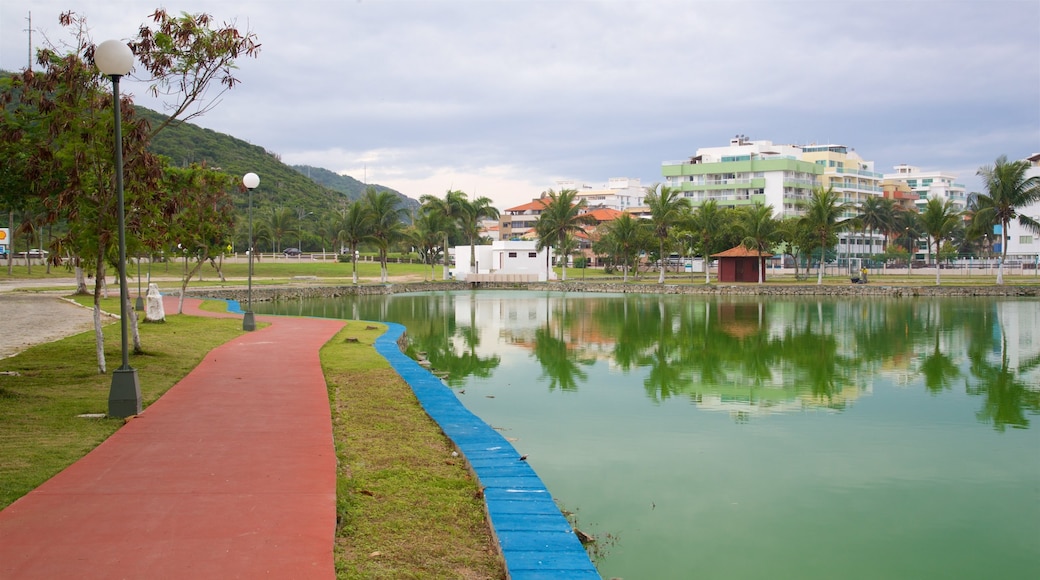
left=129, top=293, right=142, bottom=353
left=92, top=258, right=107, bottom=374
left=996, top=224, right=1006, bottom=285
left=75, top=264, right=89, bottom=295
left=443, top=234, right=450, bottom=280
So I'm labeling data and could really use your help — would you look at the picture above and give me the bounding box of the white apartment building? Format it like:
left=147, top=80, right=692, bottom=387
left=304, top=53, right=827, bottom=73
left=885, top=164, right=968, bottom=211
left=662, top=136, right=820, bottom=218
left=1001, top=153, right=1040, bottom=259
left=555, top=177, right=646, bottom=211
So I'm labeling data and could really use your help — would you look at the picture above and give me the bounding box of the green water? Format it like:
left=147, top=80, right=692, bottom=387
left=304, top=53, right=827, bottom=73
left=256, top=291, right=1040, bottom=579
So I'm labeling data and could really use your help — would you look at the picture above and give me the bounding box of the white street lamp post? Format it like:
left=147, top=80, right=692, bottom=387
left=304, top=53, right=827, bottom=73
left=96, top=39, right=141, bottom=418
left=242, top=172, right=259, bottom=331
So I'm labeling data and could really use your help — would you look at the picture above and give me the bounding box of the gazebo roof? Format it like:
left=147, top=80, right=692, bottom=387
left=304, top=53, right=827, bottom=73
left=711, top=245, right=773, bottom=258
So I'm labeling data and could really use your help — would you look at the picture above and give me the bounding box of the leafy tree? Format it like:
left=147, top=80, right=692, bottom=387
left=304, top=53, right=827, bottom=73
left=644, top=183, right=690, bottom=284
left=455, top=193, right=500, bottom=275
left=419, top=190, right=465, bottom=280
left=974, top=155, right=1040, bottom=284
left=736, top=202, right=779, bottom=284
left=687, top=200, right=726, bottom=284
left=410, top=206, right=452, bottom=281
left=534, top=189, right=595, bottom=281
left=776, top=216, right=810, bottom=278
left=165, top=163, right=236, bottom=312
left=258, top=207, right=296, bottom=252
left=799, top=186, right=851, bottom=285
left=336, top=201, right=371, bottom=284
left=0, top=9, right=258, bottom=374
left=919, top=197, right=961, bottom=285
left=857, top=196, right=896, bottom=261
left=592, top=212, right=649, bottom=282
left=362, top=187, right=407, bottom=283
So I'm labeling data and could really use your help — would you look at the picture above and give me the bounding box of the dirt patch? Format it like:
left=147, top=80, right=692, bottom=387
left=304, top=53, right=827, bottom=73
left=0, top=294, right=100, bottom=359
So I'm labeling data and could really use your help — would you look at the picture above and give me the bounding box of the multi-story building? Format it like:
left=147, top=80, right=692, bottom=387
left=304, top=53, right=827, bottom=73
left=884, top=164, right=968, bottom=211
left=661, top=136, right=822, bottom=218
left=556, top=177, right=646, bottom=212
left=498, top=198, right=547, bottom=241
left=1001, top=153, right=1040, bottom=259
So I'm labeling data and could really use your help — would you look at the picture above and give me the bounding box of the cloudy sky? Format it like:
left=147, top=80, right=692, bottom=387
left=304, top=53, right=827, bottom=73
left=2, top=0, right=1038, bottom=209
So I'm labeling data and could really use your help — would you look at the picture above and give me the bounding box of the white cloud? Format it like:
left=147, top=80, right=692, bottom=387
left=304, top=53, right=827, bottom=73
left=3, top=0, right=1037, bottom=209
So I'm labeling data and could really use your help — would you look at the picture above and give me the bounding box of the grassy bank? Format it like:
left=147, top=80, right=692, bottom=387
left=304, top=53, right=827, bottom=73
left=320, top=322, right=504, bottom=579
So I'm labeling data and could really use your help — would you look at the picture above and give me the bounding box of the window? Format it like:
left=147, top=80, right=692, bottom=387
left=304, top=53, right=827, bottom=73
left=1020, top=235, right=1034, bottom=245
left=508, top=252, right=517, bottom=258
left=528, top=252, right=538, bottom=258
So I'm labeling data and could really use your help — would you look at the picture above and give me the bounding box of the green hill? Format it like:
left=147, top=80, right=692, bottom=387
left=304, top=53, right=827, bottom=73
left=141, top=108, right=419, bottom=215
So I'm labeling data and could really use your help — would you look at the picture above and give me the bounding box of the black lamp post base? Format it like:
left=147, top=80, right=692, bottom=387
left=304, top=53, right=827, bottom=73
left=135, top=296, right=144, bottom=311
left=243, top=310, right=256, bottom=331
left=108, top=368, right=142, bottom=418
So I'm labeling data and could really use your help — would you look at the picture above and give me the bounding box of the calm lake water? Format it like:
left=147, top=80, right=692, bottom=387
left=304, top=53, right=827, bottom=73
left=256, top=291, right=1040, bottom=579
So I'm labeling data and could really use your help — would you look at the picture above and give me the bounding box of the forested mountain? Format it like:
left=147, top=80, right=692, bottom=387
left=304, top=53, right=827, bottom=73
left=291, top=164, right=419, bottom=213
left=141, top=107, right=419, bottom=215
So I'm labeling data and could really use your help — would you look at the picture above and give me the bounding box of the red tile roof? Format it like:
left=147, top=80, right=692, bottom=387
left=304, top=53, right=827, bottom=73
left=711, top=245, right=773, bottom=258
left=505, top=199, right=548, bottom=212
left=583, top=208, right=623, bottom=222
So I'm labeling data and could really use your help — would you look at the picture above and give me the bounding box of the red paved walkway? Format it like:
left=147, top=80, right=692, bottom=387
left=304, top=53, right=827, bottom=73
left=0, top=297, right=345, bottom=579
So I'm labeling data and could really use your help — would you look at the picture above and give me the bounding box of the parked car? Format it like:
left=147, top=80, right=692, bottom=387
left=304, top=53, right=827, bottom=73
left=16, top=249, right=49, bottom=258
left=282, top=247, right=302, bottom=257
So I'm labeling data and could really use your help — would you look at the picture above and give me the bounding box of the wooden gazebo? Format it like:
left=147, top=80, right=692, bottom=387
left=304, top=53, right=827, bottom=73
left=711, top=245, right=773, bottom=283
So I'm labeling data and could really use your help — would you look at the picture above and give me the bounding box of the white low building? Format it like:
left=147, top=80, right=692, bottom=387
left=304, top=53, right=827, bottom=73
left=451, top=240, right=556, bottom=282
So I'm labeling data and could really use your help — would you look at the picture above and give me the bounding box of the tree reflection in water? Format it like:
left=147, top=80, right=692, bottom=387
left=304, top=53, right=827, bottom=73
left=260, top=292, right=1040, bottom=430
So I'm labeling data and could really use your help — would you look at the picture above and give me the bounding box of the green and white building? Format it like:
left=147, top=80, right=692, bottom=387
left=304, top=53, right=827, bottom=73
left=662, top=136, right=822, bottom=218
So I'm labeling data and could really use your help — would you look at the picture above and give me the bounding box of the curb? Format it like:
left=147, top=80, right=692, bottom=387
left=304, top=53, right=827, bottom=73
left=374, top=323, right=600, bottom=579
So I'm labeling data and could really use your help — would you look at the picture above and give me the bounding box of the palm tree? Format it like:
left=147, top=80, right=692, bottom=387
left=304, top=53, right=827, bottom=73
left=259, top=207, right=296, bottom=253
left=776, top=216, right=809, bottom=279
left=410, top=207, right=452, bottom=281
left=419, top=190, right=465, bottom=280
left=687, top=200, right=725, bottom=284
left=644, top=183, right=691, bottom=284
left=455, top=194, right=500, bottom=275
left=337, top=201, right=371, bottom=284
left=737, top=202, right=779, bottom=284
left=857, top=195, right=896, bottom=262
left=799, top=186, right=851, bottom=285
left=975, top=155, right=1040, bottom=285
left=592, top=212, right=648, bottom=282
left=533, top=189, right=596, bottom=281
left=919, top=197, right=961, bottom=286
left=361, top=187, right=407, bottom=283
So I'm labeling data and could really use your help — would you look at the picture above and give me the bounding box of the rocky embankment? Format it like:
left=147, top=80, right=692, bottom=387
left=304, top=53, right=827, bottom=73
left=186, top=281, right=1040, bottom=303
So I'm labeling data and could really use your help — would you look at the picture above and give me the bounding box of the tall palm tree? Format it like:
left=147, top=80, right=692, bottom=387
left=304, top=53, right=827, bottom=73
left=975, top=155, right=1040, bottom=285
left=592, top=212, right=648, bottom=282
left=857, top=195, right=895, bottom=261
left=456, top=194, right=500, bottom=275
left=644, top=183, right=691, bottom=284
left=737, top=202, right=779, bottom=284
left=419, top=190, right=466, bottom=280
left=688, top=200, right=725, bottom=284
left=361, top=187, right=407, bottom=283
left=337, top=201, right=371, bottom=284
left=799, top=186, right=851, bottom=285
left=534, top=189, right=596, bottom=281
left=919, top=197, right=961, bottom=286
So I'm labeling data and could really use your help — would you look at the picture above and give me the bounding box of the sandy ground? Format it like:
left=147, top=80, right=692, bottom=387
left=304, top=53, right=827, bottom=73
left=0, top=279, right=99, bottom=360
